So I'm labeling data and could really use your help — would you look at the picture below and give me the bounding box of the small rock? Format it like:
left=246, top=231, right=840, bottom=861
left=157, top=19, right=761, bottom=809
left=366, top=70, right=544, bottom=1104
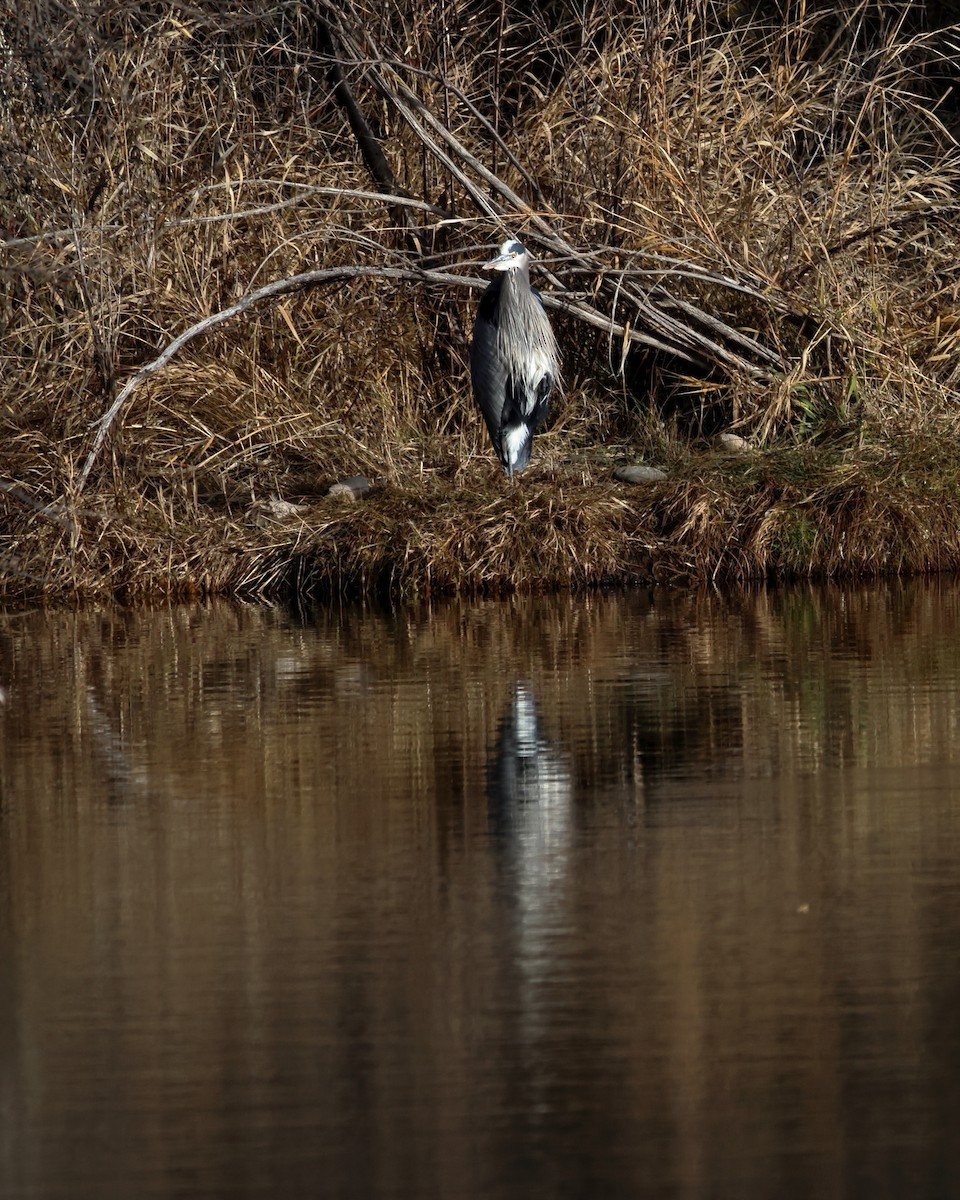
left=327, top=475, right=372, bottom=500
left=715, top=432, right=752, bottom=454
left=615, top=464, right=668, bottom=484
left=248, top=497, right=306, bottom=527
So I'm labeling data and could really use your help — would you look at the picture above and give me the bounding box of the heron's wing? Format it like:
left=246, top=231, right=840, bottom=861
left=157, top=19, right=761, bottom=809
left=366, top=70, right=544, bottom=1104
left=504, top=364, right=553, bottom=429
left=531, top=285, right=560, bottom=392
left=470, top=309, right=508, bottom=447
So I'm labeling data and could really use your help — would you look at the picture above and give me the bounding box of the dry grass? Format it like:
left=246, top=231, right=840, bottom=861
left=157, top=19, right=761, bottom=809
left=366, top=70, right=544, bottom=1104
left=1, top=0, right=959, bottom=601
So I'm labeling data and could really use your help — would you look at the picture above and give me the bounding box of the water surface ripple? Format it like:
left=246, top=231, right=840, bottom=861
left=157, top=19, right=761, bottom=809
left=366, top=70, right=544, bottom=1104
left=2, top=581, right=960, bottom=1199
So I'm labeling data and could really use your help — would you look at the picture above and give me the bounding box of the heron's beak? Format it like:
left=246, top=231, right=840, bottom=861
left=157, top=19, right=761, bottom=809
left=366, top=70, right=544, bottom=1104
left=483, top=251, right=514, bottom=270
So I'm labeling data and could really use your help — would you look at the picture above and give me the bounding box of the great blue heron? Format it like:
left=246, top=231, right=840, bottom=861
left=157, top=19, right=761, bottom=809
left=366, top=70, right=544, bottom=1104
left=470, top=239, right=559, bottom=478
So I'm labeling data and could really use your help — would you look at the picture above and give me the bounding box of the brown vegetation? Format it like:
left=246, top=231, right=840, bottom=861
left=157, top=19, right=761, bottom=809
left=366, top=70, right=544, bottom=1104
left=1, top=1, right=959, bottom=601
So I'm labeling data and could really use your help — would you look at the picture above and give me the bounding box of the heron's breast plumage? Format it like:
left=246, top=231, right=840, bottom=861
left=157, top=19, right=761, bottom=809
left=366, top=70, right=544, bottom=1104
left=470, top=255, right=559, bottom=475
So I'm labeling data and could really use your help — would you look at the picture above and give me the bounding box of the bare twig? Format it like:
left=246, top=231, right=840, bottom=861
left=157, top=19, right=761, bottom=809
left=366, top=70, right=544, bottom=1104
left=162, top=186, right=449, bottom=228
left=0, top=479, right=79, bottom=532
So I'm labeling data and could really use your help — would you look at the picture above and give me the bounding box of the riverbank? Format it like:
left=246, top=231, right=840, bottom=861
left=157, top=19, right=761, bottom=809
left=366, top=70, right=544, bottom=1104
left=2, top=2, right=959, bottom=604
left=6, top=435, right=959, bottom=604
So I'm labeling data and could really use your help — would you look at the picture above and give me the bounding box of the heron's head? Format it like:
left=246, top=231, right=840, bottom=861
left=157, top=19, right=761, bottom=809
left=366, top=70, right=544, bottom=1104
left=483, top=239, right=529, bottom=272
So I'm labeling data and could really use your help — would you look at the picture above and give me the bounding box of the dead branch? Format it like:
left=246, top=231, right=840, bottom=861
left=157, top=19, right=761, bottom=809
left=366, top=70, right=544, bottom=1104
left=76, top=260, right=683, bottom=492
left=314, top=12, right=424, bottom=249
left=76, top=265, right=447, bottom=490
left=318, top=6, right=789, bottom=376
left=0, top=479, right=78, bottom=532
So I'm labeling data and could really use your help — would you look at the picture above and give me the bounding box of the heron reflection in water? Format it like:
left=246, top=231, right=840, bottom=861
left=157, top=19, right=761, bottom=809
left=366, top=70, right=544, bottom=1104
left=470, top=239, right=560, bottom=478
left=487, top=681, right=572, bottom=840
left=487, top=682, right=574, bottom=1041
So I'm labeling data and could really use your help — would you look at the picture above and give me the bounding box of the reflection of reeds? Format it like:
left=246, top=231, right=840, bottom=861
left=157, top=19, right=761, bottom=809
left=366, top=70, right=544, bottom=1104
left=2, top=3, right=959, bottom=600
left=3, top=580, right=960, bottom=815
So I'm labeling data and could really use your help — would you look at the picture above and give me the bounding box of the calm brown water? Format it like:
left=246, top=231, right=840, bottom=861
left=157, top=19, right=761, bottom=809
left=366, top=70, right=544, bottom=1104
left=2, top=582, right=960, bottom=1199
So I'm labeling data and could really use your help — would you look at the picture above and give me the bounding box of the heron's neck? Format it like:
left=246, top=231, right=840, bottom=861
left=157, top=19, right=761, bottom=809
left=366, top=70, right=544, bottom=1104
left=501, top=265, right=530, bottom=296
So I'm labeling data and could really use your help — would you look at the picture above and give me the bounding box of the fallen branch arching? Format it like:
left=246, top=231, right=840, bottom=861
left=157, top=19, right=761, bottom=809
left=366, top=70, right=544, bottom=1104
left=76, top=261, right=689, bottom=492
left=76, top=265, right=456, bottom=490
